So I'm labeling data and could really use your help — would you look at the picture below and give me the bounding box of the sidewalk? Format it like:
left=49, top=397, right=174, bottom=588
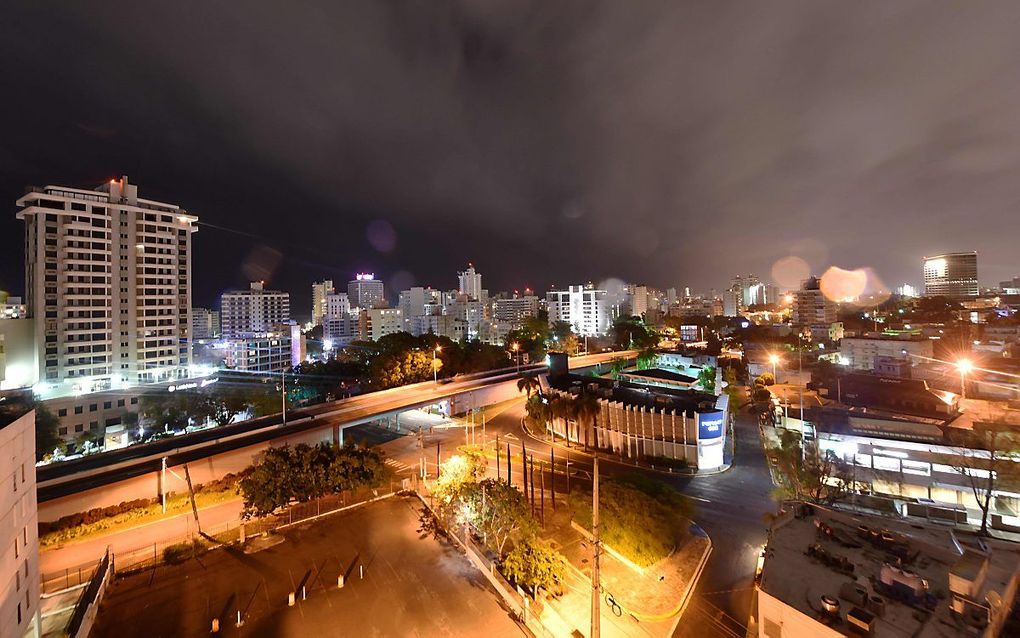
left=536, top=503, right=711, bottom=637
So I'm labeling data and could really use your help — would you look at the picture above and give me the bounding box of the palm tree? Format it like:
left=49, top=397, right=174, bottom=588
left=550, top=395, right=576, bottom=445
left=574, top=392, right=600, bottom=451
left=517, top=375, right=541, bottom=399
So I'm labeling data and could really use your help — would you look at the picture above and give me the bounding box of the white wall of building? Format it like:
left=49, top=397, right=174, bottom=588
left=0, top=410, right=40, bottom=636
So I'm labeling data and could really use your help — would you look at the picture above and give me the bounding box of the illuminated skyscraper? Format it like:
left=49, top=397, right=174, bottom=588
left=922, top=252, right=978, bottom=298
left=348, top=273, right=385, bottom=309
left=17, top=176, right=197, bottom=393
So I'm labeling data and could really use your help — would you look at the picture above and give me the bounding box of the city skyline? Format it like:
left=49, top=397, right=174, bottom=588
left=5, top=3, right=1020, bottom=311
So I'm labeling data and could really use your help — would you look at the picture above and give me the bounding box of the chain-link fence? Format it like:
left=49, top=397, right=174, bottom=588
left=41, top=479, right=408, bottom=591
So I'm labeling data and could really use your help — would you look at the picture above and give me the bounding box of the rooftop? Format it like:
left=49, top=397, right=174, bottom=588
left=618, top=367, right=698, bottom=384
left=760, top=503, right=1020, bottom=637
left=549, top=373, right=719, bottom=415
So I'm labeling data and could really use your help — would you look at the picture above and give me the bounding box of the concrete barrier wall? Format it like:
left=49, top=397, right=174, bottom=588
left=39, top=423, right=332, bottom=522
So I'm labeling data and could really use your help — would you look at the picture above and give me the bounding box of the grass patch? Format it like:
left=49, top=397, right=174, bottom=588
left=40, top=477, right=241, bottom=549
left=569, top=474, right=695, bottom=567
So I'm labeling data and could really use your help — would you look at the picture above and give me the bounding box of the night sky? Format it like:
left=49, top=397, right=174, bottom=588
left=3, top=2, right=1020, bottom=320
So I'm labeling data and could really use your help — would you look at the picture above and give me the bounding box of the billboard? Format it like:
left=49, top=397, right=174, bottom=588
left=698, top=410, right=725, bottom=440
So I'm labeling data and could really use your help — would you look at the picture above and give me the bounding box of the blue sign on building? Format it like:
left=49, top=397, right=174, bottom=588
left=698, top=410, right=725, bottom=440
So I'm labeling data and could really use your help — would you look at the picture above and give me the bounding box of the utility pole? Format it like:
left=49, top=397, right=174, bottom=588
left=281, top=369, right=287, bottom=425
left=591, top=456, right=601, bottom=638
left=550, top=448, right=556, bottom=511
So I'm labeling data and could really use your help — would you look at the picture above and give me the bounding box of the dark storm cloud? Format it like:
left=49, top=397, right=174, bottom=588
left=3, top=1, right=1020, bottom=313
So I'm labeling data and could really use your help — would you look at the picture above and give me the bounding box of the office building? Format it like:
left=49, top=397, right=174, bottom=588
left=457, top=264, right=483, bottom=301
left=359, top=308, right=403, bottom=342
left=224, top=334, right=291, bottom=373
left=325, top=292, right=351, bottom=319
left=310, top=279, right=334, bottom=326
left=348, top=273, right=385, bottom=309
left=493, top=295, right=539, bottom=326
left=999, top=277, right=1020, bottom=295
left=923, top=252, right=978, bottom=298
left=191, top=307, right=220, bottom=340
left=16, top=176, right=197, bottom=394
left=839, top=334, right=934, bottom=371
left=792, top=276, right=837, bottom=328
left=896, top=283, right=919, bottom=298
left=723, top=274, right=774, bottom=316
left=220, top=281, right=290, bottom=338
left=322, top=314, right=359, bottom=349
left=398, top=287, right=442, bottom=334
left=628, top=285, right=649, bottom=317
left=546, top=285, right=611, bottom=336
left=0, top=407, right=40, bottom=636
left=445, top=298, right=485, bottom=339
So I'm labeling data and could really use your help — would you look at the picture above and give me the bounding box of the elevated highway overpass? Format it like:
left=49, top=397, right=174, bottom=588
left=37, top=350, right=636, bottom=520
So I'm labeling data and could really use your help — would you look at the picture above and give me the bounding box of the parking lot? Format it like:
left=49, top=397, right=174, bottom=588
left=92, top=495, right=525, bottom=637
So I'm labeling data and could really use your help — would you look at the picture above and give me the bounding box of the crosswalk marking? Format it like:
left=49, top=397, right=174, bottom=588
left=384, top=458, right=411, bottom=472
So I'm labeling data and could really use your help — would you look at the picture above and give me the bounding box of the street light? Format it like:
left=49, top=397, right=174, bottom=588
left=511, top=342, right=520, bottom=373
left=433, top=345, right=442, bottom=384
left=768, top=354, right=781, bottom=383
left=957, top=358, right=973, bottom=399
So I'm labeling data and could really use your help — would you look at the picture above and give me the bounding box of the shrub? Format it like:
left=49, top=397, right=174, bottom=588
left=163, top=539, right=206, bottom=564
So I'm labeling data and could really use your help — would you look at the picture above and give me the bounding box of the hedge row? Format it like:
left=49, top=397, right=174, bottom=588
left=38, top=473, right=240, bottom=536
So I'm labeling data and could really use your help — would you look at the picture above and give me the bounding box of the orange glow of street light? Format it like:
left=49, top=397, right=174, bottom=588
left=768, top=354, right=781, bottom=366
left=957, top=358, right=973, bottom=374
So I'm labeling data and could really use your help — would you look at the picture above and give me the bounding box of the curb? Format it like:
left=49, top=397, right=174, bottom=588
left=670, top=524, right=713, bottom=634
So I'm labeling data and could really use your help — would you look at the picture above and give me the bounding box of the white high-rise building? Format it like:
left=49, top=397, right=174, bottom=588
left=457, top=264, right=483, bottom=301
left=325, top=292, right=351, bottom=319
left=311, top=279, right=334, bottom=326
left=220, top=281, right=291, bottom=338
left=191, top=307, right=220, bottom=340
left=792, top=276, right=837, bottom=328
left=16, top=176, right=197, bottom=393
left=348, top=273, right=385, bottom=309
left=493, top=295, right=539, bottom=327
left=546, top=285, right=611, bottom=336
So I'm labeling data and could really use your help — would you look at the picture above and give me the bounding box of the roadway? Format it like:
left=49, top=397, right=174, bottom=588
left=379, top=393, right=775, bottom=637
left=37, top=350, right=638, bottom=502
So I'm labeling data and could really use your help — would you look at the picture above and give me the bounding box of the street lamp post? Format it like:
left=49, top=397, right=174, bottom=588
left=768, top=353, right=780, bottom=384
left=512, top=342, right=520, bottom=373
left=433, top=345, right=442, bottom=384
left=957, top=358, right=973, bottom=400
left=281, top=369, right=287, bottom=425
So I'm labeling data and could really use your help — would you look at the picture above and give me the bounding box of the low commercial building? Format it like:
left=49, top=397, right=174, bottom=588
left=0, top=405, right=40, bottom=636
left=839, top=334, right=934, bottom=371
left=758, top=503, right=1020, bottom=637
left=545, top=355, right=729, bottom=470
